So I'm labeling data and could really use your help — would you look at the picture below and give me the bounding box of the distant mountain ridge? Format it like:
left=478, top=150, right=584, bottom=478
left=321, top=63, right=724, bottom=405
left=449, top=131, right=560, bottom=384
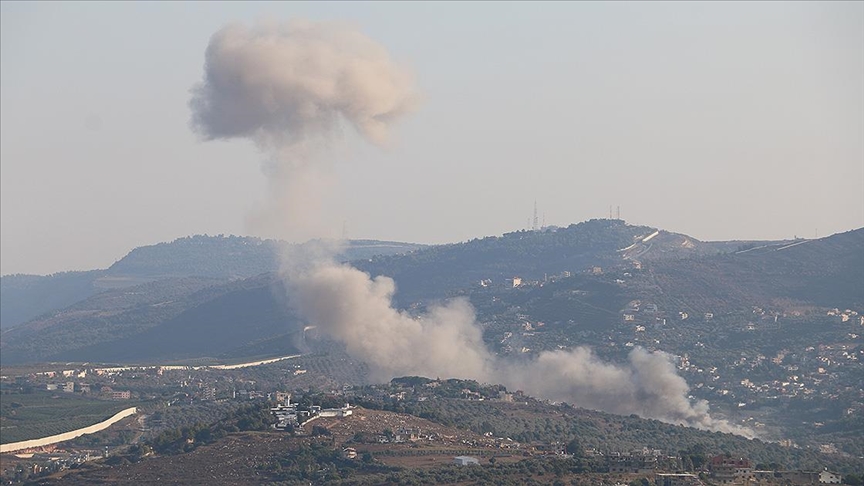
left=0, top=271, right=104, bottom=332
left=636, top=227, right=864, bottom=312
left=3, top=220, right=847, bottom=365
left=105, top=235, right=281, bottom=279
left=352, top=219, right=787, bottom=305
left=0, top=236, right=425, bottom=330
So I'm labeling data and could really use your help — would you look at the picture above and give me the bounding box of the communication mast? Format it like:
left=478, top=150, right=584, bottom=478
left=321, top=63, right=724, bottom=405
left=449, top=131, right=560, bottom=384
left=533, top=200, right=539, bottom=232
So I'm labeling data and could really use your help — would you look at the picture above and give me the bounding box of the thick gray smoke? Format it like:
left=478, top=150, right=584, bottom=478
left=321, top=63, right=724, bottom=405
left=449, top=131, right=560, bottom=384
left=190, top=19, right=418, bottom=148
left=288, top=264, right=493, bottom=383
left=502, top=347, right=745, bottom=433
left=191, top=20, right=752, bottom=437
left=290, top=262, right=754, bottom=437
left=189, top=20, right=418, bottom=239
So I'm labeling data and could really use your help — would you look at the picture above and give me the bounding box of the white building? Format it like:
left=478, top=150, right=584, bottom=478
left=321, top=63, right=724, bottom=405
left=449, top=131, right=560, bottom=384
left=454, top=456, right=480, bottom=466
left=319, top=407, right=353, bottom=418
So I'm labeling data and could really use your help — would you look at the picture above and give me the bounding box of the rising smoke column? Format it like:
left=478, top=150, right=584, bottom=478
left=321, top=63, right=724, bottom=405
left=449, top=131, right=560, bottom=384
left=189, top=20, right=419, bottom=239
left=190, top=20, right=752, bottom=437
left=287, top=263, right=493, bottom=383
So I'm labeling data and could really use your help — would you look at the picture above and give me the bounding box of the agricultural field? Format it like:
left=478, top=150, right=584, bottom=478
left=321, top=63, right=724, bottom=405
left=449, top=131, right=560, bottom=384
left=0, top=391, right=140, bottom=444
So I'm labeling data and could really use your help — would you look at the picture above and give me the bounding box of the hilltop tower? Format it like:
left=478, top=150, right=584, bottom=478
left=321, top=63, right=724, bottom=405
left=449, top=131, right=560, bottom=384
left=533, top=200, right=539, bottom=232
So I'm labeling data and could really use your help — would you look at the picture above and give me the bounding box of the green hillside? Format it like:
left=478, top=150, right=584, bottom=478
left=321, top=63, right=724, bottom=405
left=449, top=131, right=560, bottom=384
left=0, top=236, right=424, bottom=330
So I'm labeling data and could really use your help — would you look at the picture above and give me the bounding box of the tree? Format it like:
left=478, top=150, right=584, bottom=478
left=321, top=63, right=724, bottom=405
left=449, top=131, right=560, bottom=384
left=844, top=474, right=862, bottom=486
left=566, top=438, right=583, bottom=457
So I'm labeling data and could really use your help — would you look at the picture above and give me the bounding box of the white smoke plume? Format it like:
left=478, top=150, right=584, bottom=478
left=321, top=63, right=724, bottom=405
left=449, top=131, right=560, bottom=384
left=191, top=20, right=753, bottom=437
left=288, top=263, right=493, bottom=383
left=190, top=19, right=418, bottom=148
left=501, top=347, right=752, bottom=435
left=189, top=20, right=419, bottom=240
left=289, top=262, right=754, bottom=437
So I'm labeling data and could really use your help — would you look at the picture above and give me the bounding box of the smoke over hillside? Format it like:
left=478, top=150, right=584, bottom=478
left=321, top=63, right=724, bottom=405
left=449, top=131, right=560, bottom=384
left=290, top=262, right=753, bottom=436
left=190, top=20, right=753, bottom=437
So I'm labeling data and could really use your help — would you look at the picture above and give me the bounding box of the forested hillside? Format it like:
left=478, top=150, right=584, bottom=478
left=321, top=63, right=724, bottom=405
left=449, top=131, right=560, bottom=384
left=353, top=219, right=733, bottom=305
left=0, top=236, right=423, bottom=330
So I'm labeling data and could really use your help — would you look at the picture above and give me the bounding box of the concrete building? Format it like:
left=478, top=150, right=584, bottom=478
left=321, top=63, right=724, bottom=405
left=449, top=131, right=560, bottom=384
left=271, top=403, right=299, bottom=430
left=454, top=456, right=479, bottom=466
left=319, top=406, right=353, bottom=418
left=709, top=455, right=753, bottom=484
left=606, top=450, right=659, bottom=474
left=274, top=392, right=291, bottom=405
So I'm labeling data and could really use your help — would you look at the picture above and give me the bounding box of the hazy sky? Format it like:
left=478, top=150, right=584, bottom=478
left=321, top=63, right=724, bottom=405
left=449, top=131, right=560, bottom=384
left=2, top=1, right=862, bottom=275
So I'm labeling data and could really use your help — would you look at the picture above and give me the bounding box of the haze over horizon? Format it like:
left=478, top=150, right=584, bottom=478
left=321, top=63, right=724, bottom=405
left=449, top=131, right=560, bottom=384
left=2, top=1, right=863, bottom=276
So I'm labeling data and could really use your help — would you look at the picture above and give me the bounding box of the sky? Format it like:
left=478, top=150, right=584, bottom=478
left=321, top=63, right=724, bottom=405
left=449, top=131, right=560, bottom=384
left=1, top=1, right=863, bottom=276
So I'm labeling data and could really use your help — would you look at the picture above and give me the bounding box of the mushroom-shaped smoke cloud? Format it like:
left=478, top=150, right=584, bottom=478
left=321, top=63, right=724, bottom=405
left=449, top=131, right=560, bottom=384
left=189, top=20, right=419, bottom=239
left=190, top=20, right=419, bottom=150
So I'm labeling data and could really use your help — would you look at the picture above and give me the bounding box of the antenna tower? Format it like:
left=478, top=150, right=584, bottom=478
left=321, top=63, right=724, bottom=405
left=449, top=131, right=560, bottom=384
left=533, top=200, right=539, bottom=232
left=616, top=206, right=620, bottom=220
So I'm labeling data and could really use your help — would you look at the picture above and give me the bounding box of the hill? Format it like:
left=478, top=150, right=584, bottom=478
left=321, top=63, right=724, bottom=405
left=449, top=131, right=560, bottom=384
left=0, top=236, right=424, bottom=330
left=28, top=385, right=864, bottom=485
left=634, top=228, right=864, bottom=313
left=353, top=219, right=767, bottom=306
left=0, top=220, right=754, bottom=365
left=0, top=275, right=302, bottom=365
left=4, top=222, right=857, bottom=367
left=55, top=275, right=304, bottom=364
left=0, top=271, right=104, bottom=331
